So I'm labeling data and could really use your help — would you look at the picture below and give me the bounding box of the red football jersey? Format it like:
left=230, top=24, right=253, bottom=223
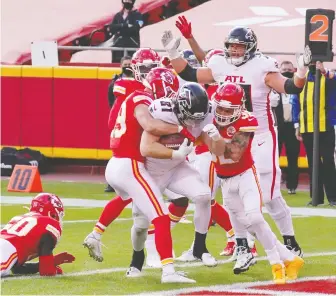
left=110, top=90, right=153, bottom=162
left=108, top=78, right=145, bottom=130
left=214, top=111, right=258, bottom=177
left=195, top=84, right=219, bottom=155
left=0, top=212, right=62, bottom=265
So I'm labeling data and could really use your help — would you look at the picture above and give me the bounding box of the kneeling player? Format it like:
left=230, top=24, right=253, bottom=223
left=203, top=83, right=304, bottom=283
left=0, top=193, right=75, bottom=277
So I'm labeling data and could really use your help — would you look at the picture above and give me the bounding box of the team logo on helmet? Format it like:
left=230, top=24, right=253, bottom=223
left=160, top=71, right=174, bottom=84
left=245, top=29, right=255, bottom=41
left=179, top=87, right=192, bottom=108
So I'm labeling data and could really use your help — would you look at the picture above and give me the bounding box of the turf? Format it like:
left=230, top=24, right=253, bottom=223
left=1, top=180, right=335, bottom=295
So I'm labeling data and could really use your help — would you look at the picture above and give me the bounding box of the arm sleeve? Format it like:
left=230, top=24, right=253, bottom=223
left=291, top=95, right=300, bottom=126
left=38, top=233, right=57, bottom=256
left=11, top=263, right=39, bottom=275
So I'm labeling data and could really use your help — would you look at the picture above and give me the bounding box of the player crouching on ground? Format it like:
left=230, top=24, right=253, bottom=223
left=203, top=83, right=304, bottom=283
left=0, top=193, right=75, bottom=277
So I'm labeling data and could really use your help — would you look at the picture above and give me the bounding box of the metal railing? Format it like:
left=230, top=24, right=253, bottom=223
left=57, top=45, right=335, bottom=57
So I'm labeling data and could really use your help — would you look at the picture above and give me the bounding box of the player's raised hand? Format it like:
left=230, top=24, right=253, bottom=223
left=178, top=125, right=195, bottom=142
left=161, top=30, right=181, bottom=60
left=295, top=45, right=312, bottom=78
left=54, top=252, right=75, bottom=266
left=203, top=124, right=221, bottom=141
left=176, top=16, right=192, bottom=39
left=172, top=138, right=193, bottom=160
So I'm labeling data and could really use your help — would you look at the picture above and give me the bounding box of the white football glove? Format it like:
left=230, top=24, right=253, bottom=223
left=295, top=45, right=312, bottom=78
left=172, top=138, right=193, bottom=160
left=161, top=30, right=181, bottom=60
left=203, top=124, right=221, bottom=141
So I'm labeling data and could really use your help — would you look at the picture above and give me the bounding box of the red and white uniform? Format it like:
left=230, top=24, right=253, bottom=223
left=0, top=213, right=61, bottom=276
left=208, top=53, right=281, bottom=202
left=214, top=111, right=257, bottom=177
left=106, top=90, right=168, bottom=229
left=108, top=78, right=144, bottom=130
left=212, top=111, right=263, bottom=224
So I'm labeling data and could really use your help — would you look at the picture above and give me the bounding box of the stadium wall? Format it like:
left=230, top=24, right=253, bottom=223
left=0, top=65, right=308, bottom=168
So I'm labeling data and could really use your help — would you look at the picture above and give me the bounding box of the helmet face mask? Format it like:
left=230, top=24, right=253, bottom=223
left=213, top=83, right=246, bottom=126
left=131, top=48, right=161, bottom=82
left=224, top=27, right=257, bottom=66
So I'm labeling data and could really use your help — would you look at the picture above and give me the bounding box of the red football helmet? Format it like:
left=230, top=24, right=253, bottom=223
left=143, top=67, right=179, bottom=100
left=30, top=193, right=64, bottom=222
left=213, top=82, right=245, bottom=126
left=131, top=48, right=160, bottom=81
left=203, top=48, right=225, bottom=66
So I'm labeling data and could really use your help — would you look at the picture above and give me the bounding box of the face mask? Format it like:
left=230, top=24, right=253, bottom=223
left=122, top=67, right=133, bottom=77
left=309, top=65, right=316, bottom=75
left=281, top=71, right=294, bottom=78
left=123, top=2, right=133, bottom=10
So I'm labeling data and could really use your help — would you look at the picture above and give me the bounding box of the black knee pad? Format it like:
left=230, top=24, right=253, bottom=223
left=170, top=197, right=189, bottom=207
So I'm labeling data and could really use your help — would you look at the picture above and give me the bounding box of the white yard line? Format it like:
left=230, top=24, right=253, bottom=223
left=134, top=276, right=336, bottom=296
left=1, top=195, right=336, bottom=217
left=2, top=251, right=336, bottom=282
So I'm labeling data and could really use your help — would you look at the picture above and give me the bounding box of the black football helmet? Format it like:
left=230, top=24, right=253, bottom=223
left=181, top=50, right=201, bottom=68
left=224, top=26, right=257, bottom=66
left=173, top=82, right=209, bottom=127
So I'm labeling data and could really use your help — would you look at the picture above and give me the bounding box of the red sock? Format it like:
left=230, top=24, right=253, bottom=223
left=210, top=201, right=233, bottom=233
left=94, top=196, right=132, bottom=233
left=168, top=203, right=188, bottom=223
left=152, top=215, right=173, bottom=265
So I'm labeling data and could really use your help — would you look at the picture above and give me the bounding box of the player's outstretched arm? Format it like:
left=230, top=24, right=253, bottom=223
left=161, top=30, right=215, bottom=84
left=266, top=46, right=312, bottom=94
left=175, top=16, right=206, bottom=63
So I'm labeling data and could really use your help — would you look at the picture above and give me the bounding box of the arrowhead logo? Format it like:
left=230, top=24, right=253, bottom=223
left=214, top=6, right=308, bottom=27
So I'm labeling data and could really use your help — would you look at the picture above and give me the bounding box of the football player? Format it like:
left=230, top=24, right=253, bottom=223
left=84, top=49, right=179, bottom=259
left=202, top=82, right=304, bottom=283
left=87, top=67, right=195, bottom=283
left=134, top=82, right=218, bottom=272
left=0, top=193, right=75, bottom=277
left=162, top=18, right=312, bottom=257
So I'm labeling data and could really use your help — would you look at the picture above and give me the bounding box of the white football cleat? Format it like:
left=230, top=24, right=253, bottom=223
left=126, top=267, right=142, bottom=278
left=83, top=233, right=103, bottom=262
left=233, top=247, right=256, bottom=274
left=175, top=249, right=197, bottom=262
left=201, top=253, right=217, bottom=267
left=161, top=271, right=196, bottom=283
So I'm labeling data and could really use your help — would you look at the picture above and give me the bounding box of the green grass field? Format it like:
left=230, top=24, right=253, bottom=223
left=1, top=180, right=336, bottom=295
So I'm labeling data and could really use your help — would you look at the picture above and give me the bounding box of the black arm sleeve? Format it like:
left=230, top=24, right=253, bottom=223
left=12, top=263, right=39, bottom=275
left=178, top=63, right=198, bottom=82
left=38, top=233, right=57, bottom=256
left=284, top=78, right=304, bottom=94
left=108, top=80, right=116, bottom=108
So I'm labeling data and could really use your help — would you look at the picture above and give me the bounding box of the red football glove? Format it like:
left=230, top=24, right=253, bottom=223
left=175, top=16, right=192, bottom=39
left=54, top=252, right=75, bottom=266
left=178, top=126, right=195, bottom=142
left=56, top=266, right=63, bottom=275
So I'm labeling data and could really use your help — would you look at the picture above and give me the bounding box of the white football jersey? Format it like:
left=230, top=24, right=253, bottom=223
left=208, top=53, right=280, bottom=134
left=146, top=98, right=213, bottom=171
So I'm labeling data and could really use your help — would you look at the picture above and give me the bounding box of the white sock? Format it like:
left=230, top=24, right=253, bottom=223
left=276, top=240, right=295, bottom=261
left=162, top=263, right=175, bottom=274
left=265, top=246, right=282, bottom=265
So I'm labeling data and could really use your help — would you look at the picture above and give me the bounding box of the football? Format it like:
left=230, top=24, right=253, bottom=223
left=159, top=133, right=187, bottom=150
